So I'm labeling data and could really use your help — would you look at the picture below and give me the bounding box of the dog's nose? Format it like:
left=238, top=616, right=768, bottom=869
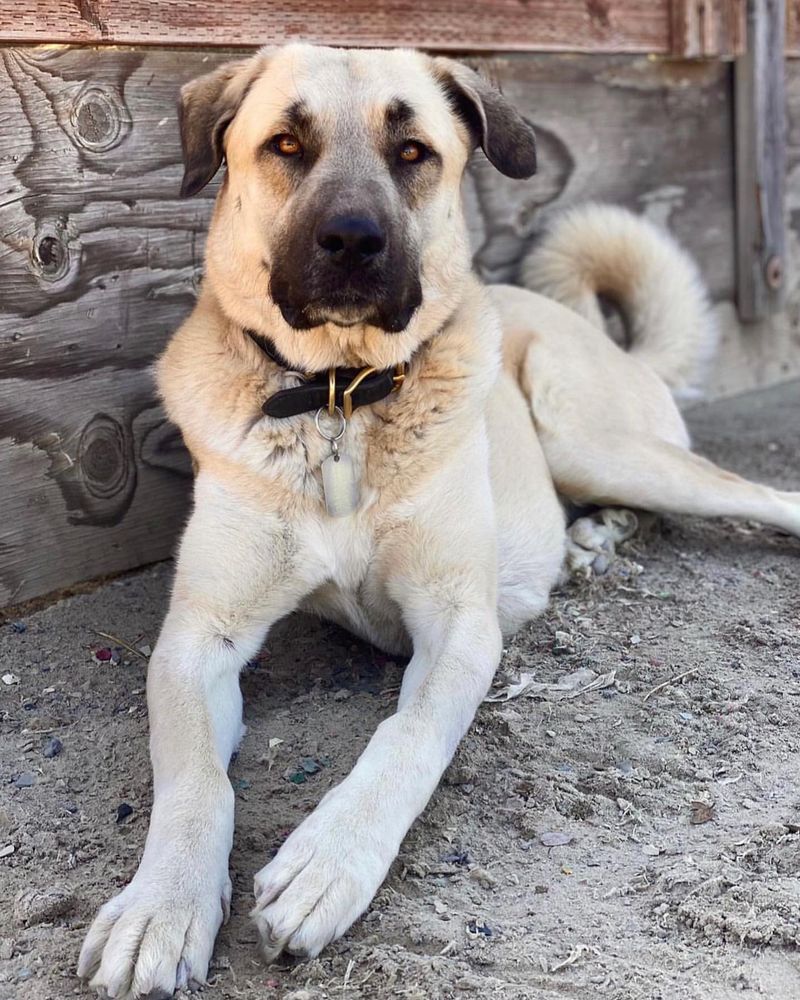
left=316, top=215, right=386, bottom=266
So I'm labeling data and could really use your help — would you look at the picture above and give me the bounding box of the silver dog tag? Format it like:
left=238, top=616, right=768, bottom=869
left=321, top=451, right=359, bottom=517
left=315, top=406, right=359, bottom=517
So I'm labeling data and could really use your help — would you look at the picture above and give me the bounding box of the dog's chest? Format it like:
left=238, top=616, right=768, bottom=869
left=238, top=371, right=466, bottom=514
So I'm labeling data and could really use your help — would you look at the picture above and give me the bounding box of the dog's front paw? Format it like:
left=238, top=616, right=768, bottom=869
left=78, top=869, right=231, bottom=999
left=251, top=788, right=396, bottom=961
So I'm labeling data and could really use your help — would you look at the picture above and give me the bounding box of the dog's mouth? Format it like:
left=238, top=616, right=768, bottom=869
left=274, top=287, right=422, bottom=334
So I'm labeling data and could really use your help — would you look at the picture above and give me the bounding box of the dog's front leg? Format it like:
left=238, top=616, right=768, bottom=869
left=252, top=447, right=502, bottom=960
left=78, top=475, right=321, bottom=999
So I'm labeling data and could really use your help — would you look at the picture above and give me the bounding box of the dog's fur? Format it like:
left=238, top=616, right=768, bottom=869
left=78, top=44, right=800, bottom=999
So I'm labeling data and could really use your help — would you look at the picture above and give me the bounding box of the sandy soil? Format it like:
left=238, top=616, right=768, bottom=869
left=2, top=381, right=799, bottom=1000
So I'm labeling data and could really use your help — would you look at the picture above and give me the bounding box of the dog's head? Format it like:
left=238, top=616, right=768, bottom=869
left=179, top=45, right=537, bottom=368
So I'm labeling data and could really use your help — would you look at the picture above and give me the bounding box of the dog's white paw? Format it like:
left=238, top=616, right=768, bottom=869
left=566, top=508, right=638, bottom=575
left=251, top=787, right=395, bottom=961
left=78, top=869, right=231, bottom=999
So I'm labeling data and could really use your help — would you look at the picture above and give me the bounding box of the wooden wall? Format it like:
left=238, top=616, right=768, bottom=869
left=1, top=1, right=756, bottom=55
left=9, top=1, right=800, bottom=55
left=1, top=46, right=799, bottom=606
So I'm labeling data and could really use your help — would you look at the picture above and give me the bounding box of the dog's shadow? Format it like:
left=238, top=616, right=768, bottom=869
left=240, top=613, right=407, bottom=714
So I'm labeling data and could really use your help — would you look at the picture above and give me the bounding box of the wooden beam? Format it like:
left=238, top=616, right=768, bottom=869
left=4, top=1, right=675, bottom=53
left=789, top=1, right=800, bottom=55
left=670, top=0, right=746, bottom=57
left=734, top=0, right=787, bottom=320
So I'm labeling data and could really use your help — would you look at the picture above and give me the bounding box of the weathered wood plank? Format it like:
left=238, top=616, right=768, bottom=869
left=790, top=1, right=800, bottom=55
left=735, top=0, right=787, bottom=320
left=2, top=1, right=673, bottom=53
left=2, top=46, right=799, bottom=606
left=670, top=0, right=746, bottom=57
left=0, top=46, right=217, bottom=605
left=6, top=0, right=798, bottom=54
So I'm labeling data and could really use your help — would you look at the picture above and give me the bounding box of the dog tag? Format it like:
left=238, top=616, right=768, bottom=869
left=321, top=451, right=359, bottom=517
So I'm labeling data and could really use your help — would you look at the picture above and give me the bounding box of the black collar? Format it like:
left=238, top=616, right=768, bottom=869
left=245, top=329, right=406, bottom=420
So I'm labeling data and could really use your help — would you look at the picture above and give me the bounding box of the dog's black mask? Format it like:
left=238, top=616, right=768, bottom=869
left=269, top=182, right=422, bottom=334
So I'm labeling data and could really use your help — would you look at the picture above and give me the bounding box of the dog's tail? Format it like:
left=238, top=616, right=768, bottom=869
left=519, top=203, right=716, bottom=399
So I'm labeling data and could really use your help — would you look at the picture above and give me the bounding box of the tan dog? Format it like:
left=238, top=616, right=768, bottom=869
left=78, top=44, right=800, bottom=999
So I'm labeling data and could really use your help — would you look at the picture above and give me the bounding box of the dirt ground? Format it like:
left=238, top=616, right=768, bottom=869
left=2, top=381, right=799, bottom=1000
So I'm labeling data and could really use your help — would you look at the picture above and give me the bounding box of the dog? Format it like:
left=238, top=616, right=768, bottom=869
left=77, top=44, right=800, bottom=998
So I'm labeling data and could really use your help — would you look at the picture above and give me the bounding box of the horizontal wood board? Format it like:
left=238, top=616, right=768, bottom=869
left=1, top=2, right=676, bottom=53
left=5, top=0, right=797, bottom=54
left=1, top=46, right=799, bottom=605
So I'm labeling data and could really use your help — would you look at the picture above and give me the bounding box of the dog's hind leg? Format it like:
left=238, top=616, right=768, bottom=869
left=487, top=371, right=566, bottom=632
left=542, top=430, right=800, bottom=540
left=78, top=473, right=325, bottom=1000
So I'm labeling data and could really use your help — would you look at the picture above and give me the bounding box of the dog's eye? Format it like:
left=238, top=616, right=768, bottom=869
left=272, top=134, right=303, bottom=157
left=398, top=141, right=429, bottom=164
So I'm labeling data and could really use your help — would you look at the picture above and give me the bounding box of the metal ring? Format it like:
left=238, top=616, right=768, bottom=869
left=328, top=368, right=337, bottom=416
left=314, top=406, right=346, bottom=442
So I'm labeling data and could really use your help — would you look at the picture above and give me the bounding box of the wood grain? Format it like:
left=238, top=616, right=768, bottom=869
left=735, top=0, right=787, bottom=320
left=1, top=1, right=675, bottom=53
left=790, top=1, right=800, bottom=55
left=1, top=46, right=799, bottom=606
left=0, top=46, right=217, bottom=606
left=5, top=0, right=798, bottom=54
left=670, top=0, right=746, bottom=57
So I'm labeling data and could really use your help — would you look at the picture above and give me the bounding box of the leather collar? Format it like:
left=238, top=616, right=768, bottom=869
left=245, top=329, right=406, bottom=420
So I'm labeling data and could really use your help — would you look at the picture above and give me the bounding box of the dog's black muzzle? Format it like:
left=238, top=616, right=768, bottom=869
left=269, top=208, right=422, bottom=333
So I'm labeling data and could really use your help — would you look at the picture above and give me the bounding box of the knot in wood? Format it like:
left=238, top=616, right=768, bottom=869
left=31, top=222, right=72, bottom=282
left=70, top=85, right=129, bottom=152
left=78, top=414, right=131, bottom=500
left=765, top=255, right=783, bottom=291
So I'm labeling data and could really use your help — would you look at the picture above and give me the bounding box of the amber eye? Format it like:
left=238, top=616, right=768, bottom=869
left=399, top=140, right=427, bottom=164
left=272, top=134, right=303, bottom=157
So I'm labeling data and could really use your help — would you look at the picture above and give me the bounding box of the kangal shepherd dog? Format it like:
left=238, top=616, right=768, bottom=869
left=79, top=44, right=800, bottom=998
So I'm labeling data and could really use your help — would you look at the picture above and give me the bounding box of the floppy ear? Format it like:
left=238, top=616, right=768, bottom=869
left=432, top=58, right=537, bottom=179
left=178, top=56, right=264, bottom=198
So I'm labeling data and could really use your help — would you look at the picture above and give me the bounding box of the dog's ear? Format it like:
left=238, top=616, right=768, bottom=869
left=432, top=58, right=537, bottom=179
left=178, top=57, right=264, bottom=198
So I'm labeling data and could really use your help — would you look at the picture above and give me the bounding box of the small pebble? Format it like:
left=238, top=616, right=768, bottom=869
left=42, top=737, right=63, bottom=759
left=116, top=802, right=134, bottom=824
left=0, top=938, right=13, bottom=960
left=10, top=622, right=26, bottom=634
left=14, top=887, right=75, bottom=926
left=552, top=631, right=575, bottom=655
left=469, top=867, right=496, bottom=889
left=441, top=850, right=471, bottom=866
left=14, top=773, right=35, bottom=789
left=540, top=831, right=573, bottom=848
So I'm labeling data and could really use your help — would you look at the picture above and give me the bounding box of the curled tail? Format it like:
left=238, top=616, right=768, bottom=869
left=520, top=203, right=717, bottom=400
